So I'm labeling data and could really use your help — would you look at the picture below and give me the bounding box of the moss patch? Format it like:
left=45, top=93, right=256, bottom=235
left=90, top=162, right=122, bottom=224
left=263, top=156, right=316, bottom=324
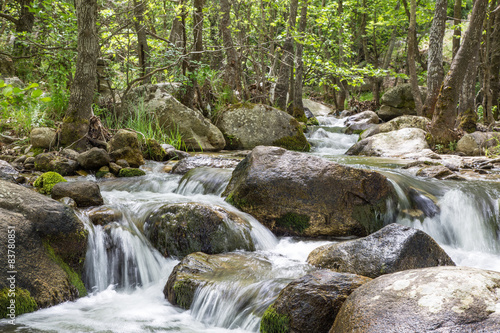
left=0, top=288, right=37, bottom=318
left=118, top=167, right=146, bottom=177
left=33, top=171, right=67, bottom=194
left=260, top=305, right=290, bottom=333
left=43, top=240, right=87, bottom=297
left=31, top=147, right=44, bottom=156
left=272, top=134, right=310, bottom=152
left=275, top=212, right=310, bottom=233
left=172, top=279, right=198, bottom=309
left=307, top=117, right=319, bottom=126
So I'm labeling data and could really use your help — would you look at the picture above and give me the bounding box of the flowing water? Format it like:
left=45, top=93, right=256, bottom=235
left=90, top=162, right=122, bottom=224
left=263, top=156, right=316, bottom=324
left=3, top=114, right=500, bottom=332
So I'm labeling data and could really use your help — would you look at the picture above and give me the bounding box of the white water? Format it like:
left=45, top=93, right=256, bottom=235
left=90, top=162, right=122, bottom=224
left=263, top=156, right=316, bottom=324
left=4, top=114, right=500, bottom=332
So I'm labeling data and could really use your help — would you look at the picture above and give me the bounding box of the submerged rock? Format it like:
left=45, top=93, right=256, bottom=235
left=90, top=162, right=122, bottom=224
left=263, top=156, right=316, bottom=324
left=144, top=203, right=255, bottom=258
left=261, top=270, right=371, bottom=333
left=216, top=103, right=310, bottom=151
left=331, top=266, right=500, bottom=332
left=0, top=180, right=87, bottom=315
left=223, top=146, right=396, bottom=238
left=308, top=224, right=454, bottom=278
left=164, top=252, right=272, bottom=309
left=171, top=155, right=240, bottom=175
left=51, top=181, right=104, bottom=207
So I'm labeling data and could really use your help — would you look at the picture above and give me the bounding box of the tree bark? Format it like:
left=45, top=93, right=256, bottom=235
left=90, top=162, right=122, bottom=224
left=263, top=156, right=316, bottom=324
left=482, top=1, right=495, bottom=124
left=452, top=0, right=462, bottom=59
left=220, top=0, right=242, bottom=96
left=291, top=0, right=308, bottom=120
left=429, top=0, right=489, bottom=145
left=13, top=0, right=35, bottom=57
left=169, top=0, right=185, bottom=49
left=491, top=1, right=500, bottom=118
left=60, top=0, right=99, bottom=148
left=407, top=0, right=423, bottom=116
left=422, top=0, right=447, bottom=119
left=275, top=0, right=298, bottom=111
left=457, top=47, right=479, bottom=133
left=133, top=0, right=150, bottom=83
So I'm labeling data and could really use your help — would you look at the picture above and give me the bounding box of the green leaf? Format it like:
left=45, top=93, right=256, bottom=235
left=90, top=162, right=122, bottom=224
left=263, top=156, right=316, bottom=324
left=27, top=83, right=39, bottom=89
left=3, top=86, right=13, bottom=97
left=41, top=97, right=52, bottom=103
left=31, top=89, right=43, bottom=98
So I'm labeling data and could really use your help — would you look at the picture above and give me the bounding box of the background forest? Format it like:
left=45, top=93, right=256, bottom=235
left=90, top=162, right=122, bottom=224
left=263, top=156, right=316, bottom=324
left=0, top=0, right=499, bottom=149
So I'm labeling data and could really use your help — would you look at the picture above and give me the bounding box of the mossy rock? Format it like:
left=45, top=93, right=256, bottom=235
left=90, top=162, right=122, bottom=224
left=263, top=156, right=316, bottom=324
left=33, top=171, right=67, bottom=194
left=275, top=212, right=310, bottom=234
left=142, top=138, right=167, bottom=161
left=260, top=305, right=290, bottom=333
left=118, top=167, right=146, bottom=177
left=307, top=117, right=320, bottom=126
left=0, top=288, right=37, bottom=319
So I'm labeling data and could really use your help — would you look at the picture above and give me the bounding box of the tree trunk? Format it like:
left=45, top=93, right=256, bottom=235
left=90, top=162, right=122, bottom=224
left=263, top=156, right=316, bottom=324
left=491, top=1, right=500, bottom=118
left=169, top=0, right=185, bottom=49
left=482, top=1, right=495, bottom=124
left=452, top=0, right=462, bottom=59
left=291, top=0, right=308, bottom=120
left=457, top=47, right=479, bottom=133
left=429, top=0, right=489, bottom=145
left=408, top=0, right=423, bottom=116
left=13, top=0, right=35, bottom=57
left=220, top=0, right=242, bottom=96
left=275, top=0, right=298, bottom=111
left=133, top=0, right=150, bottom=83
left=208, top=4, right=223, bottom=71
left=61, top=0, right=99, bottom=148
left=422, top=0, right=447, bottom=119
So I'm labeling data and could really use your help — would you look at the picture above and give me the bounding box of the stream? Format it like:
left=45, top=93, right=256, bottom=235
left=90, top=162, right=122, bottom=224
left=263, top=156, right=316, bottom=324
left=3, top=115, right=500, bottom=332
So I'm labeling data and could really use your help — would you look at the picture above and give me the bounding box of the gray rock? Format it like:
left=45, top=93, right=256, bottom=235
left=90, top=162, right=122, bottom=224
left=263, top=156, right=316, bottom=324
left=222, top=146, right=396, bottom=238
left=115, top=159, right=130, bottom=168
left=216, top=103, right=310, bottom=151
left=456, top=132, right=500, bottom=156
left=308, top=224, right=454, bottom=278
left=30, top=127, right=57, bottom=149
left=171, top=156, right=240, bottom=175
left=61, top=148, right=80, bottom=161
left=88, top=206, right=122, bottom=225
left=34, top=152, right=78, bottom=176
left=144, top=203, right=255, bottom=258
left=107, top=129, right=144, bottom=167
left=344, top=111, right=380, bottom=134
left=360, top=115, right=430, bottom=140
left=77, top=147, right=110, bottom=170
left=0, top=160, right=18, bottom=183
left=51, top=181, right=104, bottom=207
left=261, top=270, right=371, bottom=333
left=302, top=99, right=334, bottom=117
left=331, top=266, right=500, bottom=333
left=347, top=128, right=430, bottom=157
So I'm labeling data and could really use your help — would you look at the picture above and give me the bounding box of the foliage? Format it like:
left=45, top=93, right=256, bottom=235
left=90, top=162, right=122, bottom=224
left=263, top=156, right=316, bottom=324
left=485, top=137, right=500, bottom=158
left=260, top=305, right=290, bottom=333
left=33, top=171, right=66, bottom=194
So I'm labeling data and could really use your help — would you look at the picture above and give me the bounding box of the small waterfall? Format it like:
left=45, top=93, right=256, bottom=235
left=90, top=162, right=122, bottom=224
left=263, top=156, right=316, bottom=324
left=306, top=116, right=359, bottom=156
left=176, top=167, right=233, bottom=196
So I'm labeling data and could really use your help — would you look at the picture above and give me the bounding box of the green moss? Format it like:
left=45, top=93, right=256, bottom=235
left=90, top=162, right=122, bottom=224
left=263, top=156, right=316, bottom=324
left=142, top=138, right=167, bottom=161
left=275, top=212, right=310, bottom=233
left=295, top=114, right=308, bottom=124
left=31, top=147, right=44, bottom=156
left=172, top=280, right=197, bottom=309
left=272, top=134, right=310, bottom=152
left=0, top=288, right=37, bottom=318
left=223, top=134, right=242, bottom=150
left=33, top=171, right=67, bottom=194
left=225, top=193, right=249, bottom=210
left=260, top=305, right=290, bottom=333
left=307, top=117, right=319, bottom=126
left=118, top=167, right=146, bottom=177
left=43, top=241, right=87, bottom=297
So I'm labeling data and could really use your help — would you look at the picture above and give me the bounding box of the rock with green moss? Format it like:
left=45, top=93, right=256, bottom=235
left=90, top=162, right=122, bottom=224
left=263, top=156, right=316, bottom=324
left=118, top=167, right=146, bottom=177
left=164, top=252, right=273, bottom=309
left=144, top=203, right=255, bottom=258
left=108, top=129, right=145, bottom=168
left=216, top=103, right=310, bottom=151
left=142, top=138, right=167, bottom=161
left=223, top=146, right=396, bottom=237
left=0, top=288, right=37, bottom=319
left=34, top=152, right=78, bottom=176
left=0, top=180, right=87, bottom=314
left=260, top=270, right=371, bottom=333
left=377, top=84, right=427, bottom=121
left=34, top=171, right=67, bottom=194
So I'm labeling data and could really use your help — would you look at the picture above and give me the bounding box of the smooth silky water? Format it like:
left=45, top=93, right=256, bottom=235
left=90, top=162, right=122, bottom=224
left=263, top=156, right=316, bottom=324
left=3, top=115, right=500, bottom=332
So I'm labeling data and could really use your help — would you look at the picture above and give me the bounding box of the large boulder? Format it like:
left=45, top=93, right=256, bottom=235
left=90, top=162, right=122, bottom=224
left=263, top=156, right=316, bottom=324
left=222, top=146, right=396, bottom=237
left=77, top=147, right=110, bottom=170
left=308, top=224, right=454, bottom=278
left=51, top=181, right=104, bottom=207
left=302, top=99, right=334, bottom=117
left=456, top=132, right=500, bottom=156
left=346, top=128, right=430, bottom=157
left=126, top=86, right=225, bottom=151
left=164, top=252, right=273, bottom=309
left=144, top=203, right=255, bottom=258
left=260, top=270, right=371, bottom=333
left=331, top=266, right=500, bottom=333
left=107, top=129, right=144, bottom=167
left=34, top=152, right=78, bottom=176
left=216, top=103, right=310, bottom=151
left=171, top=155, right=240, bottom=175
left=360, top=115, right=429, bottom=140
left=0, top=180, right=87, bottom=317
left=30, top=127, right=57, bottom=149
left=378, top=84, right=427, bottom=121
left=0, top=160, right=18, bottom=183
left=344, top=111, right=380, bottom=134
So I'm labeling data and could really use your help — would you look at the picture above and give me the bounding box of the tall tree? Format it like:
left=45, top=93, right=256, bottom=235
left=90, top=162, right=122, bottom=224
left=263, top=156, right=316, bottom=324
left=133, top=0, right=150, bottom=82
left=291, top=0, right=309, bottom=119
left=275, top=0, right=298, bottom=111
left=452, top=0, right=462, bottom=59
left=428, top=0, right=489, bottom=144
left=60, top=0, right=99, bottom=148
left=220, top=0, right=242, bottom=96
left=407, top=0, right=423, bottom=116
left=490, top=1, right=500, bottom=117
left=422, top=0, right=447, bottom=118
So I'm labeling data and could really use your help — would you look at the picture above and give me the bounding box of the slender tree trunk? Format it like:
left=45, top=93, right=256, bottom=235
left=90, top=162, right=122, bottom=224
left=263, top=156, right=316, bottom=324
left=169, top=0, right=185, bottom=49
left=452, top=0, right=462, bottom=59
left=220, top=0, right=242, bottom=96
left=275, top=0, right=298, bottom=111
left=336, top=0, right=348, bottom=110
left=208, top=4, right=223, bottom=71
left=482, top=1, right=494, bottom=124
left=13, top=0, right=35, bottom=57
left=491, top=1, right=500, bottom=118
left=457, top=47, right=479, bottom=133
left=422, top=0, right=447, bottom=119
left=407, top=0, right=423, bottom=116
left=133, top=0, right=150, bottom=83
left=291, top=0, right=308, bottom=120
left=61, top=0, right=99, bottom=148
left=429, top=0, right=489, bottom=145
